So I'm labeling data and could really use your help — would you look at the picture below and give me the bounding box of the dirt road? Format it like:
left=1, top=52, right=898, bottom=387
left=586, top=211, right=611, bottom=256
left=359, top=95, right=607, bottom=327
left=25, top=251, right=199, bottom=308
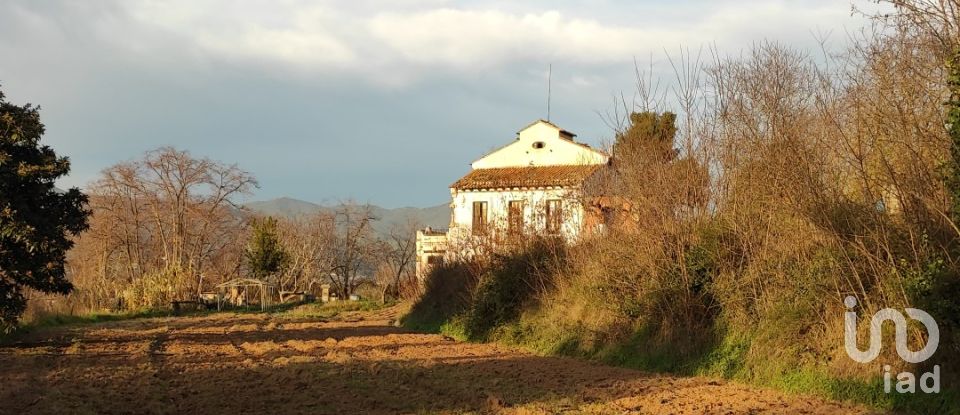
left=0, top=305, right=872, bottom=414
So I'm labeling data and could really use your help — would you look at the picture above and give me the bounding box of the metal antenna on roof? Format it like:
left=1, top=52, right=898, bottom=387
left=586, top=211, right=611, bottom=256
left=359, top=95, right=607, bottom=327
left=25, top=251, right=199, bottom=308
left=546, top=63, right=552, bottom=122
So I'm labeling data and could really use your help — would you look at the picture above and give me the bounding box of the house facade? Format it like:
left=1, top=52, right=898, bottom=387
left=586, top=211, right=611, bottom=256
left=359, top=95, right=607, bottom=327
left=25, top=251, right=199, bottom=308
left=415, top=119, right=610, bottom=279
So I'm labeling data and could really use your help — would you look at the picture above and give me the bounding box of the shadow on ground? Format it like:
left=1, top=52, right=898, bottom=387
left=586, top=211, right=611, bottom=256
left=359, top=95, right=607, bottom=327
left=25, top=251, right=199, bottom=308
left=0, top=308, right=871, bottom=414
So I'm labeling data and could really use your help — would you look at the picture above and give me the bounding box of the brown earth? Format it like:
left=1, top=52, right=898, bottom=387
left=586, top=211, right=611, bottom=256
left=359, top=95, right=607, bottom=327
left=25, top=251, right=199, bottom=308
left=0, top=305, right=876, bottom=414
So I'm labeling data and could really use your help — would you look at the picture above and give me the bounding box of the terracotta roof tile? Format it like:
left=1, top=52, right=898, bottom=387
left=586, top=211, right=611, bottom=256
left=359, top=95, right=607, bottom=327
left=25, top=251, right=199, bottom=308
left=451, top=164, right=605, bottom=190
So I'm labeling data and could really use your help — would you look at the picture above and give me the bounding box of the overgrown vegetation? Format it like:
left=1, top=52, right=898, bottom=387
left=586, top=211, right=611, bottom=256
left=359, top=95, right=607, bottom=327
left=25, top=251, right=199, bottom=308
left=408, top=234, right=958, bottom=412
left=402, top=261, right=480, bottom=333
left=405, top=2, right=960, bottom=413
left=60, top=146, right=258, bottom=314
left=20, top=157, right=419, bottom=325
left=18, top=308, right=178, bottom=331
left=279, top=299, right=390, bottom=319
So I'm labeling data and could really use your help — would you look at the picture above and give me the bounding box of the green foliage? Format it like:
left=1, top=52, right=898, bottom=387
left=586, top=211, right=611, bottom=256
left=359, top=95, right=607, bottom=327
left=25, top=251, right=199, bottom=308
left=245, top=216, right=290, bottom=280
left=401, top=261, right=479, bottom=333
left=901, top=253, right=960, bottom=379
left=120, top=266, right=189, bottom=309
left=767, top=370, right=959, bottom=414
left=0, top=308, right=181, bottom=343
left=438, top=315, right=469, bottom=341
left=682, top=223, right=727, bottom=297
left=401, top=231, right=959, bottom=412
left=939, top=53, right=960, bottom=372
left=25, top=308, right=177, bottom=329
left=462, top=239, right=562, bottom=340
left=613, top=111, right=678, bottom=162
left=946, top=50, right=960, bottom=225
left=280, top=300, right=387, bottom=319
left=0, top=87, right=90, bottom=330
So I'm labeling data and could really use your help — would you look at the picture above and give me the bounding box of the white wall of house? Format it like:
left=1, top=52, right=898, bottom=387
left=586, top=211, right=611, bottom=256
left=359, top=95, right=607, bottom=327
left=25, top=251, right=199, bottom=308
left=415, top=119, right=610, bottom=279
left=415, top=229, right=448, bottom=280
left=448, top=187, right=586, bottom=242
left=471, top=120, right=609, bottom=169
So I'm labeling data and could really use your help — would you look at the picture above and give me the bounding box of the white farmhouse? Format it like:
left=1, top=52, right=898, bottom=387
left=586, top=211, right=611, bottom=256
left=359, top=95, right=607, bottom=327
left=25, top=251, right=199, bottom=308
left=415, top=119, right=611, bottom=278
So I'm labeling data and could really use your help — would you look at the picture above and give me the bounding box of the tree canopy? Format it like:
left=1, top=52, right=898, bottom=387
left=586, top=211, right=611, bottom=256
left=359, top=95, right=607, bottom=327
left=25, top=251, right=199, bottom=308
left=0, top=87, right=90, bottom=329
left=245, top=216, right=290, bottom=281
left=612, top=111, right=678, bottom=164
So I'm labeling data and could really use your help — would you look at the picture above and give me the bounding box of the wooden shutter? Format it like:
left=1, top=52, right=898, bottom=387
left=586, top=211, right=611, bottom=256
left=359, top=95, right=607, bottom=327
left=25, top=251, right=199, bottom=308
left=546, top=199, right=562, bottom=234
left=472, top=201, right=487, bottom=234
left=509, top=200, right=524, bottom=235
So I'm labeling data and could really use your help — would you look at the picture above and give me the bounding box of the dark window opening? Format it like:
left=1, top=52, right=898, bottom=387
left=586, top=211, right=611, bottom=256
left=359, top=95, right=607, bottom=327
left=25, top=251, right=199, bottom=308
left=546, top=199, right=562, bottom=234
left=472, top=201, right=488, bottom=234
left=509, top=200, right=525, bottom=235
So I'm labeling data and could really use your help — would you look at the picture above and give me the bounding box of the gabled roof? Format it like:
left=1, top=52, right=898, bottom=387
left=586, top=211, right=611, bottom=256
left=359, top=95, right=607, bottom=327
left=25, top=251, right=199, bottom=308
left=518, top=119, right=576, bottom=137
left=570, top=140, right=610, bottom=157
left=451, top=164, right=604, bottom=191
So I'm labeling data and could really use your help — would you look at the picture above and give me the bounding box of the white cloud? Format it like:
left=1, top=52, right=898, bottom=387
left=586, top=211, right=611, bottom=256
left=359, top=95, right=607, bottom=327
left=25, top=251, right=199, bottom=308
left=92, top=0, right=872, bottom=86
left=0, top=0, right=884, bottom=206
left=366, top=9, right=675, bottom=68
left=199, top=26, right=356, bottom=67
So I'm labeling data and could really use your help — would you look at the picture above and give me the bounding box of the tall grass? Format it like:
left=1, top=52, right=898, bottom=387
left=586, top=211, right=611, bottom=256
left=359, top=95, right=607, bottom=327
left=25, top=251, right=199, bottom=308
left=280, top=300, right=389, bottom=319
left=0, top=308, right=181, bottom=342
left=403, top=233, right=959, bottom=414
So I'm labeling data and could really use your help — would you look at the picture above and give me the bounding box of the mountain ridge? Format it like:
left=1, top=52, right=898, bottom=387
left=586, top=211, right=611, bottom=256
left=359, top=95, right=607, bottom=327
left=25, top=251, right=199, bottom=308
left=243, top=197, right=450, bottom=236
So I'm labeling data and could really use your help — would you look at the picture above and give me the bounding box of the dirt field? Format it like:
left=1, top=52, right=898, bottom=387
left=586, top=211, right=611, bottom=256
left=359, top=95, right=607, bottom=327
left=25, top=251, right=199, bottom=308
left=0, top=305, right=874, bottom=414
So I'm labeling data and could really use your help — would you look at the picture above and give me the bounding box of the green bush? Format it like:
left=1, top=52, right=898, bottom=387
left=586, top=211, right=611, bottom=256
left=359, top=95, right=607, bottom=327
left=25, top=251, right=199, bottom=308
left=401, top=260, right=481, bottom=333
left=401, top=226, right=959, bottom=413
left=462, top=239, right=564, bottom=340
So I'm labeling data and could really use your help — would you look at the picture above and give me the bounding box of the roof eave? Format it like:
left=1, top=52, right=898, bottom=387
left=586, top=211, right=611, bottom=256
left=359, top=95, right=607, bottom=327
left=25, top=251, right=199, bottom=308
left=516, top=119, right=578, bottom=137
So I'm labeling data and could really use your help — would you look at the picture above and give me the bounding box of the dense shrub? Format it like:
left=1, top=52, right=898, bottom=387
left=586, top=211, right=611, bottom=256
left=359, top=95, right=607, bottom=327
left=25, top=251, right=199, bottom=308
left=462, top=238, right=565, bottom=340
left=403, top=4, right=960, bottom=411
left=401, top=260, right=481, bottom=333
left=404, top=227, right=959, bottom=412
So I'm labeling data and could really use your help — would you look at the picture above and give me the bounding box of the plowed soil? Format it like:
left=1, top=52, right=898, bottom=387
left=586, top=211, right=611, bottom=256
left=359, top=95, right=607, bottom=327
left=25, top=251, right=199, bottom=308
left=0, top=305, right=874, bottom=414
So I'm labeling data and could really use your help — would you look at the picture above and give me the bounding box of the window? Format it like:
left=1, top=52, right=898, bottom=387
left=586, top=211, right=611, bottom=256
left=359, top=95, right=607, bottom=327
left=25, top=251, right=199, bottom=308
left=472, top=201, right=488, bottom=234
left=532, top=141, right=545, bottom=149
left=508, top=200, right=525, bottom=235
left=427, top=255, right=442, bottom=265
left=546, top=199, right=562, bottom=234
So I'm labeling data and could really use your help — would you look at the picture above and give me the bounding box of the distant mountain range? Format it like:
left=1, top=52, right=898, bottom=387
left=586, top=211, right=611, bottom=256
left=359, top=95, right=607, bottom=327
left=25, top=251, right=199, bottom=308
left=243, top=197, right=450, bottom=236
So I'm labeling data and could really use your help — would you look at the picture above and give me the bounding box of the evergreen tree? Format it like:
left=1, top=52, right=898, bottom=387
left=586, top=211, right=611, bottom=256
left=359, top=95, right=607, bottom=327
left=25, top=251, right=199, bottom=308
left=0, top=87, right=90, bottom=329
left=245, top=216, right=289, bottom=281
left=612, top=111, right=678, bottom=163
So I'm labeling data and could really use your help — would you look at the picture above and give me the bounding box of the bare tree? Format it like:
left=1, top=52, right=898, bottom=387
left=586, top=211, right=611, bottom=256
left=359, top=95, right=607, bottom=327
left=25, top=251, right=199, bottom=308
left=326, top=204, right=380, bottom=299
left=71, top=147, right=256, bottom=309
left=277, top=212, right=336, bottom=293
left=376, top=218, right=420, bottom=302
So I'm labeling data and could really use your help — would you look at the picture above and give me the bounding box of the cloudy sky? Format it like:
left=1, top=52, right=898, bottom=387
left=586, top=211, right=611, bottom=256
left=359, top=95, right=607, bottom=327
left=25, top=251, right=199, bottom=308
left=0, top=0, right=879, bottom=207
